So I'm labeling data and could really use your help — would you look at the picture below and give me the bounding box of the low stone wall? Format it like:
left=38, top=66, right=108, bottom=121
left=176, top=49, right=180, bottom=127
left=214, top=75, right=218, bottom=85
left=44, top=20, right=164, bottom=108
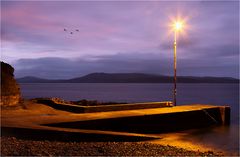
left=83, top=102, right=173, bottom=113
left=35, top=99, right=173, bottom=113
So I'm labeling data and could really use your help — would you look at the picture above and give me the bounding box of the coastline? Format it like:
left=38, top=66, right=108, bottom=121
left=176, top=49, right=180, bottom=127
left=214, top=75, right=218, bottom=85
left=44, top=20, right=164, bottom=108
left=1, top=99, right=236, bottom=156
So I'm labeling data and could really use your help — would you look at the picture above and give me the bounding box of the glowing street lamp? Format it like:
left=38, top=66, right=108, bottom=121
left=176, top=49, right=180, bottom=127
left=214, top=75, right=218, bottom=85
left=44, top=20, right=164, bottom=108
left=172, top=20, right=184, bottom=106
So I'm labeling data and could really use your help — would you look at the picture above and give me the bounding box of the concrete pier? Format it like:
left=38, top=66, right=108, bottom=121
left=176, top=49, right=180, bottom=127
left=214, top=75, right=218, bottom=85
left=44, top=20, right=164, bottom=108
left=1, top=102, right=231, bottom=140
left=219, top=106, right=231, bottom=125
left=44, top=104, right=230, bottom=134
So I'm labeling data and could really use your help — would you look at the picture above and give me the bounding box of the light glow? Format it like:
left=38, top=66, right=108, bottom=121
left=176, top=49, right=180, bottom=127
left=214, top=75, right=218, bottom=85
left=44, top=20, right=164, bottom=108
left=171, top=20, right=185, bottom=33
left=174, top=21, right=183, bottom=31
left=167, top=15, right=189, bottom=37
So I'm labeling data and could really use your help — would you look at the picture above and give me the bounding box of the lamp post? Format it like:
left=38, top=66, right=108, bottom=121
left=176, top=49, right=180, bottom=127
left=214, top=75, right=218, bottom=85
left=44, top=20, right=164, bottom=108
left=172, top=21, right=183, bottom=106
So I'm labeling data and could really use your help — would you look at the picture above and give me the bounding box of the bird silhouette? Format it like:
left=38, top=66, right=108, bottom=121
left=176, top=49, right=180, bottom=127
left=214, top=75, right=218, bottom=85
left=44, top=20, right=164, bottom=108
left=63, top=28, right=80, bottom=35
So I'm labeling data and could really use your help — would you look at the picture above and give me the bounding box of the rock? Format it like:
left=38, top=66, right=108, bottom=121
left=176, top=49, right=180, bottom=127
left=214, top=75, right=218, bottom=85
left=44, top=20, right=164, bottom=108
left=51, top=97, right=69, bottom=104
left=1, top=61, right=21, bottom=107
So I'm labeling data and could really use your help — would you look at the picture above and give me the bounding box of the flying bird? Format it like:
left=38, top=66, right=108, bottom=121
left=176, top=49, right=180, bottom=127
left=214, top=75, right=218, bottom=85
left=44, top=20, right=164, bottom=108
left=63, top=28, right=79, bottom=35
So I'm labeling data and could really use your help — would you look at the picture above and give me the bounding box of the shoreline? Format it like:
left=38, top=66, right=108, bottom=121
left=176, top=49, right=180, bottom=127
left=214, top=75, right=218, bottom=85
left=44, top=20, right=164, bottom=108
left=1, top=99, right=237, bottom=156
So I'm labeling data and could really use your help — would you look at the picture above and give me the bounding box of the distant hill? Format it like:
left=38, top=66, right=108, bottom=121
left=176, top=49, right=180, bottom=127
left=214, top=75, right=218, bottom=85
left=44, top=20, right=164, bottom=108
left=17, top=73, right=239, bottom=83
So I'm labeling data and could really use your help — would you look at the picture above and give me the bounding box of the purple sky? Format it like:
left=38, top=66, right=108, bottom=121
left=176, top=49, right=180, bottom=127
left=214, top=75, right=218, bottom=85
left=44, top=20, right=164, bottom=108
left=1, top=1, right=239, bottom=79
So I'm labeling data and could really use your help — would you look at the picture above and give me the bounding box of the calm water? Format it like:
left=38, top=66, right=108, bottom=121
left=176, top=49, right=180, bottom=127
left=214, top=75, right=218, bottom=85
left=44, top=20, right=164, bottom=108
left=20, top=83, right=239, bottom=154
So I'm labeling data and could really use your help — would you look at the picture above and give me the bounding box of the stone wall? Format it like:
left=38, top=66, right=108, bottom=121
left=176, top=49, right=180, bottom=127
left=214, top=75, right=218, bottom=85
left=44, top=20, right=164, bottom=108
left=1, top=62, right=21, bottom=107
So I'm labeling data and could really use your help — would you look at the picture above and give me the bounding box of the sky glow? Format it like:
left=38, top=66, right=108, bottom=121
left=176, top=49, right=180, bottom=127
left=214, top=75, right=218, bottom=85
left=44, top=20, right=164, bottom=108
left=1, top=1, right=239, bottom=79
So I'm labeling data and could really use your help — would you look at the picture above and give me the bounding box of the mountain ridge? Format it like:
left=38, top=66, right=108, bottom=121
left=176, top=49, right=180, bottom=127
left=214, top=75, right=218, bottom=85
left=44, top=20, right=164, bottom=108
left=16, top=73, right=239, bottom=83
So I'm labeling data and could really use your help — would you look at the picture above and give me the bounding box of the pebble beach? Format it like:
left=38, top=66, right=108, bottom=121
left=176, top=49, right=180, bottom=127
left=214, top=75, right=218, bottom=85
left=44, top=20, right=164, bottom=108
left=1, top=136, right=222, bottom=156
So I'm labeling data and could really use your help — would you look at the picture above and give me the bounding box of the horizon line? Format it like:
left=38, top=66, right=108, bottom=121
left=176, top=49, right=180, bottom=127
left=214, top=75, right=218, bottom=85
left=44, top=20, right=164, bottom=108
left=16, top=72, right=239, bottom=80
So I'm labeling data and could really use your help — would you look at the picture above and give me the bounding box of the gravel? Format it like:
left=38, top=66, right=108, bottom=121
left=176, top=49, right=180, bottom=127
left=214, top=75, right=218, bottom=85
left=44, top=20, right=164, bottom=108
left=1, top=136, right=222, bottom=156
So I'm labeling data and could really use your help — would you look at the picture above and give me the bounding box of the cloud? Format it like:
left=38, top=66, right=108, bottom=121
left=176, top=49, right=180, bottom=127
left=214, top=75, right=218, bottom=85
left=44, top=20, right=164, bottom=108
left=13, top=52, right=239, bottom=79
left=13, top=55, right=171, bottom=79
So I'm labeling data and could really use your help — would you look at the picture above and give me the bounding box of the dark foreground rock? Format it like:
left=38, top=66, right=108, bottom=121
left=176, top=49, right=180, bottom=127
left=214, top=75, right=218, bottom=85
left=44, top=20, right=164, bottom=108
left=1, top=62, right=21, bottom=107
left=1, top=137, right=222, bottom=156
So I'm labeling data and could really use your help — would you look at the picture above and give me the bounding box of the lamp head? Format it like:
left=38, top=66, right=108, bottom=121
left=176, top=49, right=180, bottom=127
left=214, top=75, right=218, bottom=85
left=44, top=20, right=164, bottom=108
left=174, top=21, right=183, bottom=31
left=167, top=15, right=189, bottom=36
